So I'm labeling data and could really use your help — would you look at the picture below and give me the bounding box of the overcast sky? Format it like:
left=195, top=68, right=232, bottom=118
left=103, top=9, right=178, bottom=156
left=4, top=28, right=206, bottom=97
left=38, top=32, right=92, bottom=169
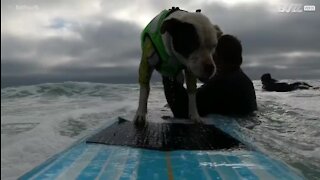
left=1, top=0, right=320, bottom=87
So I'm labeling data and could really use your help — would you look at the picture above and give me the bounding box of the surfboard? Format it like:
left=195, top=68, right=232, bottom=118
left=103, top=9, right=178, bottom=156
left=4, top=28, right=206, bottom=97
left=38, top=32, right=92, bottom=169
left=19, top=116, right=304, bottom=180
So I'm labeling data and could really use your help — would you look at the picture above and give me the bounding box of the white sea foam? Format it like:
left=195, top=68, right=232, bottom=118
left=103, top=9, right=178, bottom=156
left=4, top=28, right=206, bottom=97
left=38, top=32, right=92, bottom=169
left=1, top=81, right=320, bottom=179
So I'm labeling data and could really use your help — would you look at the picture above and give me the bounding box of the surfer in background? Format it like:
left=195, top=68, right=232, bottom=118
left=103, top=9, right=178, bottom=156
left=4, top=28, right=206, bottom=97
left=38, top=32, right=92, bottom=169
left=163, top=35, right=257, bottom=117
left=260, top=73, right=317, bottom=92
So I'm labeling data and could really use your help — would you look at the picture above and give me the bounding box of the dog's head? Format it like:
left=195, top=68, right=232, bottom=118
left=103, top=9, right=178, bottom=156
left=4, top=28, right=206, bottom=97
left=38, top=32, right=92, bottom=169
left=161, top=12, right=222, bottom=79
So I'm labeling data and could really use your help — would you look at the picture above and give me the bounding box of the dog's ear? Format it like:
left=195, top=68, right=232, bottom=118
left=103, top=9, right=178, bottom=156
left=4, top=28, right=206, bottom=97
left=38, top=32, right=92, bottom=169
left=161, top=18, right=197, bottom=38
left=213, top=24, right=223, bottom=38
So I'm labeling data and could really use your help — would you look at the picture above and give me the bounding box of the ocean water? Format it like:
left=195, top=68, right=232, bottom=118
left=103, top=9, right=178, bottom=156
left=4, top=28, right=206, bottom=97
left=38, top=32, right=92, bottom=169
left=1, top=81, right=320, bottom=180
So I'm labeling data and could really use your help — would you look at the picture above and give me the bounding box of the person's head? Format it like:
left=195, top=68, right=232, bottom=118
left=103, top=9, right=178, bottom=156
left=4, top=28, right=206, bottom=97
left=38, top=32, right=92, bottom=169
left=261, top=73, right=276, bottom=84
left=213, top=34, right=242, bottom=71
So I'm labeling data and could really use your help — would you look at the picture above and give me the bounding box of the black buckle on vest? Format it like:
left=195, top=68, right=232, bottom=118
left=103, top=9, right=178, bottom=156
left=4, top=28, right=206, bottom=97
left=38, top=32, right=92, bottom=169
left=167, top=7, right=182, bottom=17
left=170, top=7, right=180, bottom=11
left=168, top=7, right=201, bottom=14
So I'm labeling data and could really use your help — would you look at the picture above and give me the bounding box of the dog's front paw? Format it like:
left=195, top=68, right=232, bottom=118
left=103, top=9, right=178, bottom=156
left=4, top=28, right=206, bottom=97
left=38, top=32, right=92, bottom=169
left=134, top=112, right=146, bottom=126
left=189, top=113, right=203, bottom=124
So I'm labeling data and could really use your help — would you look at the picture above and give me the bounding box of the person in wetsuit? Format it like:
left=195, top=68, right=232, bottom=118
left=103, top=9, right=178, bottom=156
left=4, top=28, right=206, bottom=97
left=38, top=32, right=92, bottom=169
left=260, top=73, right=314, bottom=92
left=162, top=35, right=257, bottom=118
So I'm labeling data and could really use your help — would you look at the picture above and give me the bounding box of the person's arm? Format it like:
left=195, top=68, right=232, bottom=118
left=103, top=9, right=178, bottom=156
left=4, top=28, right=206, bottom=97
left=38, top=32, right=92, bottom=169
left=196, top=77, right=225, bottom=116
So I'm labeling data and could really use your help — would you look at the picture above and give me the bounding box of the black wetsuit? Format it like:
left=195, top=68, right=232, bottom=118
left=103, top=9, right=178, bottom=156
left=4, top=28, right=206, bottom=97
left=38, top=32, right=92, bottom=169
left=162, top=69, right=257, bottom=118
left=262, top=82, right=311, bottom=92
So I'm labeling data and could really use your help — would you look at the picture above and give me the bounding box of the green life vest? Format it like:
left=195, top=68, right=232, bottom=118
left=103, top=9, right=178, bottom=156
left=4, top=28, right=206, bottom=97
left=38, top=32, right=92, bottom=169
left=141, top=10, right=184, bottom=77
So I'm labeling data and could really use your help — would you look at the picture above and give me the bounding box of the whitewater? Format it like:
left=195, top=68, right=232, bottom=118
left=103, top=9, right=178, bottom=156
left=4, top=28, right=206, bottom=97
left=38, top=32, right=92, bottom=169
left=1, top=80, right=320, bottom=179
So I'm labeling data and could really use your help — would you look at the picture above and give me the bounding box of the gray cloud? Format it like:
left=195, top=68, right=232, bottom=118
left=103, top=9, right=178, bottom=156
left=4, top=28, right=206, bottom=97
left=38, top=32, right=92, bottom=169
left=1, top=65, right=163, bottom=87
left=1, top=0, right=320, bottom=87
left=203, top=2, right=320, bottom=54
left=1, top=60, right=44, bottom=76
left=1, top=17, right=143, bottom=87
left=202, top=2, right=320, bottom=80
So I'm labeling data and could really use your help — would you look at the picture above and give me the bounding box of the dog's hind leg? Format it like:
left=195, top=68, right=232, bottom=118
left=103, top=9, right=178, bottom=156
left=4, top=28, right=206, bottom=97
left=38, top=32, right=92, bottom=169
left=134, top=37, right=156, bottom=125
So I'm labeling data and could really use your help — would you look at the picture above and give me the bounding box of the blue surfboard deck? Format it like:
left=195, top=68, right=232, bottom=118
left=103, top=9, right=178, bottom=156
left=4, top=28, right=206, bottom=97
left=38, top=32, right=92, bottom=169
left=19, top=117, right=304, bottom=180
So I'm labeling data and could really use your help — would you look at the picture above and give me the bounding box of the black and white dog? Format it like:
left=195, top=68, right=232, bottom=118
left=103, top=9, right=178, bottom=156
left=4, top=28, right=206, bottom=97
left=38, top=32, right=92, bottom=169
left=135, top=8, right=222, bottom=124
